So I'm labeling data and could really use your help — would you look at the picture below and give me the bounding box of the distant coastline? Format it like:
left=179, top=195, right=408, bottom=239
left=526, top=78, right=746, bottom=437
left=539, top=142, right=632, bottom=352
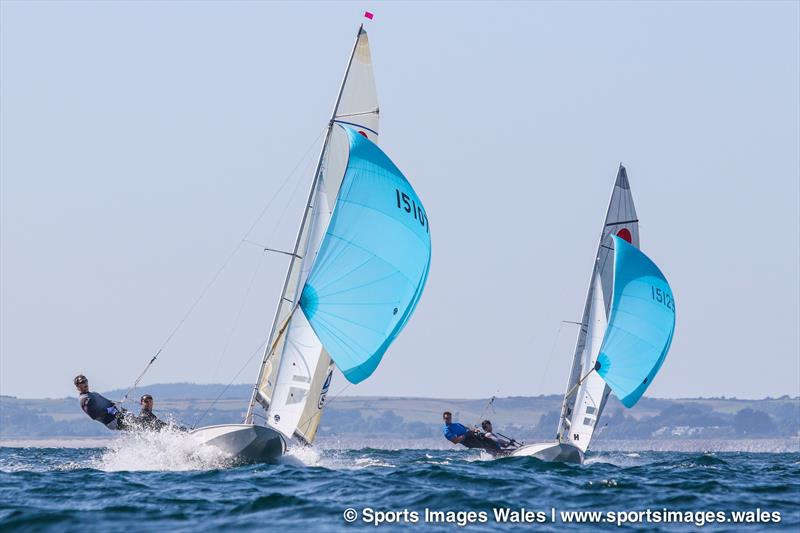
left=1, top=383, right=798, bottom=452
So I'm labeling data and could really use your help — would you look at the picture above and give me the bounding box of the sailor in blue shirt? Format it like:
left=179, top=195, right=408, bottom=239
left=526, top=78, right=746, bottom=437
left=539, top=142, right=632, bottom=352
left=442, top=411, right=472, bottom=444
left=442, top=411, right=513, bottom=456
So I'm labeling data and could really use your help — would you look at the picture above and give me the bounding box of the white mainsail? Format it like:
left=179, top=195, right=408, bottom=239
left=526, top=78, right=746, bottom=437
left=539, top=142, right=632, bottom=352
left=332, top=29, right=379, bottom=145
left=245, top=27, right=379, bottom=444
left=557, top=165, right=639, bottom=450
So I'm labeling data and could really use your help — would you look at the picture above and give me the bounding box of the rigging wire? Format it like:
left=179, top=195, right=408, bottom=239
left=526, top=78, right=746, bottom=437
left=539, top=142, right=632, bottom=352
left=469, top=324, right=570, bottom=432
left=469, top=322, right=574, bottom=438
left=191, top=336, right=270, bottom=429
left=263, top=150, right=318, bottom=246
left=476, top=395, right=498, bottom=427
left=587, top=421, right=610, bottom=449
left=209, top=252, right=267, bottom=380
left=535, top=322, right=568, bottom=398
left=117, top=128, right=327, bottom=405
left=204, top=142, right=317, bottom=382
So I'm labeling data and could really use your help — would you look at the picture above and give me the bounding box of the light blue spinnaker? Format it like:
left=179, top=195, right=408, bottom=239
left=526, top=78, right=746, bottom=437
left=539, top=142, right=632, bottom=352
left=299, top=126, right=432, bottom=384
left=596, top=236, right=675, bottom=408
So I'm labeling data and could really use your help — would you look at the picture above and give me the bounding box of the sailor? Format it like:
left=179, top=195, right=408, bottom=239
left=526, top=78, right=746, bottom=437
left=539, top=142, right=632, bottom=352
left=136, top=394, right=187, bottom=432
left=136, top=394, right=168, bottom=431
left=442, top=411, right=471, bottom=444
left=442, top=411, right=501, bottom=453
left=74, top=375, right=130, bottom=431
left=480, top=420, right=517, bottom=449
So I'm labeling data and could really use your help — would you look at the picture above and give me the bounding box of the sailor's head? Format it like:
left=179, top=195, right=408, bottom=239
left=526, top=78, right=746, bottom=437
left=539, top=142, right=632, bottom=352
left=140, top=394, right=154, bottom=410
left=481, top=420, right=493, bottom=432
left=442, top=411, right=452, bottom=424
left=73, top=374, right=89, bottom=392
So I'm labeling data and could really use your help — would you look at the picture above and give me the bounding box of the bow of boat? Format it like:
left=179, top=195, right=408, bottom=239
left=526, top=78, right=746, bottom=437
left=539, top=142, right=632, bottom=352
left=191, top=424, right=286, bottom=463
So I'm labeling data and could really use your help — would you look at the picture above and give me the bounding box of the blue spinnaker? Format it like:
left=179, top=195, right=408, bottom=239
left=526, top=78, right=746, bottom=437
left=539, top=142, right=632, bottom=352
left=299, top=126, right=431, bottom=384
left=596, top=236, right=675, bottom=408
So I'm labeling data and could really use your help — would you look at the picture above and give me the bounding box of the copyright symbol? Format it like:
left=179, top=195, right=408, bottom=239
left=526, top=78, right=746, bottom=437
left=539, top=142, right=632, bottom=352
left=343, top=508, right=358, bottom=523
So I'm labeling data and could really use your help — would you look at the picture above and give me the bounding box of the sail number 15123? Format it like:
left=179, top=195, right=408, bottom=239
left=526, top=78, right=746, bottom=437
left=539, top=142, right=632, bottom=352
left=395, top=189, right=429, bottom=233
left=651, top=286, right=675, bottom=312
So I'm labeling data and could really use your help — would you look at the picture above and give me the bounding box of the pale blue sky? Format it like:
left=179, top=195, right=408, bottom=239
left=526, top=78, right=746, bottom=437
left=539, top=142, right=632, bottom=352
left=1, top=1, right=798, bottom=400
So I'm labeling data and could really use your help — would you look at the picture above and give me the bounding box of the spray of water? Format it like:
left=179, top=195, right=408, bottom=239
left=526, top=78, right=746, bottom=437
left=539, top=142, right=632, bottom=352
left=282, top=444, right=322, bottom=467
left=584, top=451, right=647, bottom=467
left=282, top=443, right=398, bottom=470
left=94, top=427, right=233, bottom=472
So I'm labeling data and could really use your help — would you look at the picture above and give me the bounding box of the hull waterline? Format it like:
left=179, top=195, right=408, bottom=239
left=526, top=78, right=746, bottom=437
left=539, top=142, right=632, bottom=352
left=509, top=441, right=583, bottom=464
left=191, top=424, right=286, bottom=463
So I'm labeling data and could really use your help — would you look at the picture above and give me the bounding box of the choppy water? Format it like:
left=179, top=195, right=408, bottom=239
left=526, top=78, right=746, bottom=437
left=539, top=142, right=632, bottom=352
left=1, top=431, right=798, bottom=532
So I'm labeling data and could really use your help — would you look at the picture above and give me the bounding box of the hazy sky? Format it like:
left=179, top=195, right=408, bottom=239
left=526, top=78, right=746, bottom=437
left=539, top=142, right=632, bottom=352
left=2, top=1, right=798, bottom=402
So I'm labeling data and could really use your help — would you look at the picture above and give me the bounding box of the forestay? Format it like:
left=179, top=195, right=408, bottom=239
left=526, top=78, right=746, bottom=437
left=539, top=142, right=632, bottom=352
left=596, top=236, right=676, bottom=408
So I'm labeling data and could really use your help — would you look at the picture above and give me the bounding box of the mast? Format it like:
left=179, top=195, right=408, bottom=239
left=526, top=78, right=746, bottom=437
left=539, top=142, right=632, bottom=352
left=245, top=26, right=366, bottom=424
left=556, top=165, right=639, bottom=449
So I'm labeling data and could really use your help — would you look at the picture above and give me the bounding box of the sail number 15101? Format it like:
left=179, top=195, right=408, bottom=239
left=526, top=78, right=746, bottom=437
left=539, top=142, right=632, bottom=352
left=395, top=189, right=429, bottom=233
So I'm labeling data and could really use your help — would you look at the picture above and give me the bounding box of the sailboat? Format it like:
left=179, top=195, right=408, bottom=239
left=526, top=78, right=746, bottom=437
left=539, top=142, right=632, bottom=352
left=510, top=166, right=675, bottom=463
left=190, top=24, right=432, bottom=463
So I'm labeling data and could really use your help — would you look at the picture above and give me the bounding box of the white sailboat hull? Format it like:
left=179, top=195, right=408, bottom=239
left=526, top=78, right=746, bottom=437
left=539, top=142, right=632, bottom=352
left=509, top=441, right=583, bottom=464
left=191, top=424, right=286, bottom=463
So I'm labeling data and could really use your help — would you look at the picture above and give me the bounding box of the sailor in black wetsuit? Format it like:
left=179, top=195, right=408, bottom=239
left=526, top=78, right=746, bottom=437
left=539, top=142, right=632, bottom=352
left=74, top=375, right=129, bottom=431
left=136, top=394, right=188, bottom=432
left=137, top=394, right=167, bottom=431
left=480, top=420, right=518, bottom=453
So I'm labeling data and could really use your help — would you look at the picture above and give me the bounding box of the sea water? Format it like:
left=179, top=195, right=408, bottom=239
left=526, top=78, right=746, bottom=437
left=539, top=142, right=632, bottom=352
left=0, top=431, right=798, bottom=531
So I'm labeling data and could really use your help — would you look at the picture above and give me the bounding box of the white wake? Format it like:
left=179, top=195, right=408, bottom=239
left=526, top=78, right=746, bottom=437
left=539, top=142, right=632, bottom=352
left=93, top=427, right=232, bottom=472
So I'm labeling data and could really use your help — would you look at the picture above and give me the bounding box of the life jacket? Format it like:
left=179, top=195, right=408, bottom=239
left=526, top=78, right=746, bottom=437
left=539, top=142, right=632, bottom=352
left=79, top=391, right=116, bottom=425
